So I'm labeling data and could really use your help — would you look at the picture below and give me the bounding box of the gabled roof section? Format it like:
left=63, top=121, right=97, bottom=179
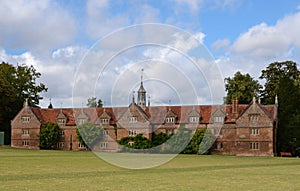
left=188, top=107, right=200, bottom=117
left=165, top=107, right=177, bottom=117
left=56, top=111, right=67, bottom=119
left=237, top=100, right=275, bottom=121
left=99, top=108, right=111, bottom=119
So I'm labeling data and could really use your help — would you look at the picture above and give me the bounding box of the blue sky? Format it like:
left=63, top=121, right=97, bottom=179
left=0, top=0, right=300, bottom=108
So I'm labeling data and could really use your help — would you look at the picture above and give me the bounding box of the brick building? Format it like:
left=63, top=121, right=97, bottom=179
left=11, top=78, right=278, bottom=156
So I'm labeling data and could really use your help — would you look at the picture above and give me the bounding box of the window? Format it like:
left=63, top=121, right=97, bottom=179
left=249, top=114, right=259, bottom=121
left=100, top=142, right=108, bottom=149
left=189, top=116, right=199, bottom=123
left=22, top=140, right=29, bottom=146
left=78, top=143, right=85, bottom=148
left=57, top=142, right=64, bottom=149
left=101, top=118, right=109, bottom=124
left=250, top=128, right=259, bottom=136
left=165, top=117, right=175, bottom=123
left=128, top=130, right=137, bottom=136
left=57, top=118, right=65, bottom=125
left=103, top=130, right=108, bottom=136
left=78, top=118, right=87, bottom=125
left=250, top=142, right=259, bottom=150
left=216, top=142, right=223, bottom=150
left=214, top=116, right=224, bottom=123
left=22, top=129, right=29, bottom=135
left=21, top=116, right=30, bottom=123
left=59, top=130, right=64, bottom=136
left=128, top=116, right=137, bottom=123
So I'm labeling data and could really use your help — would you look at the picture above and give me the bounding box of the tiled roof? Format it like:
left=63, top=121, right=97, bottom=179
left=30, top=103, right=276, bottom=126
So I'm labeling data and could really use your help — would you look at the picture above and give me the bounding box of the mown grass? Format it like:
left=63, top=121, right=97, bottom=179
left=1, top=146, right=300, bottom=191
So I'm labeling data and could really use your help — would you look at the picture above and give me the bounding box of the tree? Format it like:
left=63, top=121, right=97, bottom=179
left=260, top=61, right=300, bottom=104
left=163, top=125, right=193, bottom=153
left=277, top=76, right=300, bottom=154
left=87, top=97, right=103, bottom=108
left=39, top=122, right=60, bottom=149
left=183, top=129, right=206, bottom=154
left=225, top=71, right=262, bottom=104
left=0, top=62, right=47, bottom=144
left=76, top=122, right=103, bottom=149
left=118, top=134, right=152, bottom=151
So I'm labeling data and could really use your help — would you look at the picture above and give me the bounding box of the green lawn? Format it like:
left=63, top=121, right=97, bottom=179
left=1, top=147, right=300, bottom=191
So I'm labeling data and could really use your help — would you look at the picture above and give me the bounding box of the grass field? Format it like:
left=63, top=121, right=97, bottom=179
left=1, top=147, right=300, bottom=191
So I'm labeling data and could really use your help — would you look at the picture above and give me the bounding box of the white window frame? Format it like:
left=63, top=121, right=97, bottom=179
left=249, top=114, right=260, bottom=121
left=57, top=118, right=65, bottom=125
left=78, top=143, right=85, bottom=148
left=128, top=130, right=137, bottom=136
left=101, top=118, right=109, bottom=124
left=21, top=116, right=30, bottom=123
left=22, top=140, right=29, bottom=146
left=100, top=142, right=108, bottom=149
left=214, top=116, right=224, bottom=123
left=189, top=116, right=199, bottom=123
left=22, top=129, right=29, bottom=135
left=250, top=142, right=259, bottom=150
left=250, top=128, right=259, bottom=136
left=103, top=130, right=108, bottom=136
left=165, top=117, right=175, bottom=123
left=128, top=116, right=137, bottom=123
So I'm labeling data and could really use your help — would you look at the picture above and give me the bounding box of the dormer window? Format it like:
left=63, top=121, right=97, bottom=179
left=101, top=118, right=109, bottom=124
left=57, top=118, right=65, bottom=125
left=21, top=116, right=30, bottom=123
left=128, top=116, right=137, bottom=123
left=214, top=116, right=224, bottom=123
left=189, top=116, right=199, bottom=123
left=165, top=117, right=175, bottom=123
left=78, top=118, right=87, bottom=125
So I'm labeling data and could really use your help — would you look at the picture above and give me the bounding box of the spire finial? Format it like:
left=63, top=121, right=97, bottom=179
left=141, top=68, right=144, bottom=84
left=132, top=91, right=135, bottom=103
left=24, top=98, right=28, bottom=107
left=168, top=100, right=171, bottom=111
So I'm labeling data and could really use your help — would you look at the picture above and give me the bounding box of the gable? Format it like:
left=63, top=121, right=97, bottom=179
left=236, top=102, right=274, bottom=127
left=11, top=106, right=41, bottom=128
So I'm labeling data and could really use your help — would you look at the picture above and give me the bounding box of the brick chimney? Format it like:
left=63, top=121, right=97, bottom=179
left=232, top=97, right=239, bottom=119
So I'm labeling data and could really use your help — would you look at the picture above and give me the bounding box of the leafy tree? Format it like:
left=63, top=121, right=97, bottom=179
left=87, top=97, right=103, bottom=108
left=0, top=62, right=47, bottom=144
left=87, top=97, right=97, bottom=107
left=39, top=122, right=60, bottom=149
left=260, top=61, right=300, bottom=104
left=277, top=76, right=300, bottom=154
left=76, top=122, right=103, bottom=149
left=118, top=134, right=152, bottom=151
left=163, top=125, right=193, bottom=153
left=152, top=132, right=171, bottom=147
left=183, top=129, right=207, bottom=154
left=225, top=71, right=262, bottom=104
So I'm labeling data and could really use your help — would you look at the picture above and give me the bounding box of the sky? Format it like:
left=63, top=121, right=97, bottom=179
left=1, top=0, right=300, bottom=108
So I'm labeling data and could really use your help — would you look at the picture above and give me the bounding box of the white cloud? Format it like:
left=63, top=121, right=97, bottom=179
left=232, top=12, right=300, bottom=60
left=0, top=0, right=77, bottom=51
left=212, top=39, right=230, bottom=52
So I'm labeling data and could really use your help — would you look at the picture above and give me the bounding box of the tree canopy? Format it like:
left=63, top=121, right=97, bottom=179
left=87, top=97, right=103, bottom=108
left=39, top=122, right=60, bottom=149
left=260, top=61, right=300, bottom=104
left=0, top=62, right=47, bottom=144
left=76, top=122, right=103, bottom=149
left=225, top=71, right=262, bottom=104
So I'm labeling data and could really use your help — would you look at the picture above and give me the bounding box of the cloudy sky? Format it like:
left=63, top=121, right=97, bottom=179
left=1, top=0, right=300, bottom=108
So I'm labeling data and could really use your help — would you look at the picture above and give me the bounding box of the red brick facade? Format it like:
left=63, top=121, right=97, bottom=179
left=11, top=97, right=277, bottom=156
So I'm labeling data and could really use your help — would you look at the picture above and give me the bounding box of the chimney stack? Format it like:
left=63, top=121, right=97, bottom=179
left=232, top=97, right=239, bottom=119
